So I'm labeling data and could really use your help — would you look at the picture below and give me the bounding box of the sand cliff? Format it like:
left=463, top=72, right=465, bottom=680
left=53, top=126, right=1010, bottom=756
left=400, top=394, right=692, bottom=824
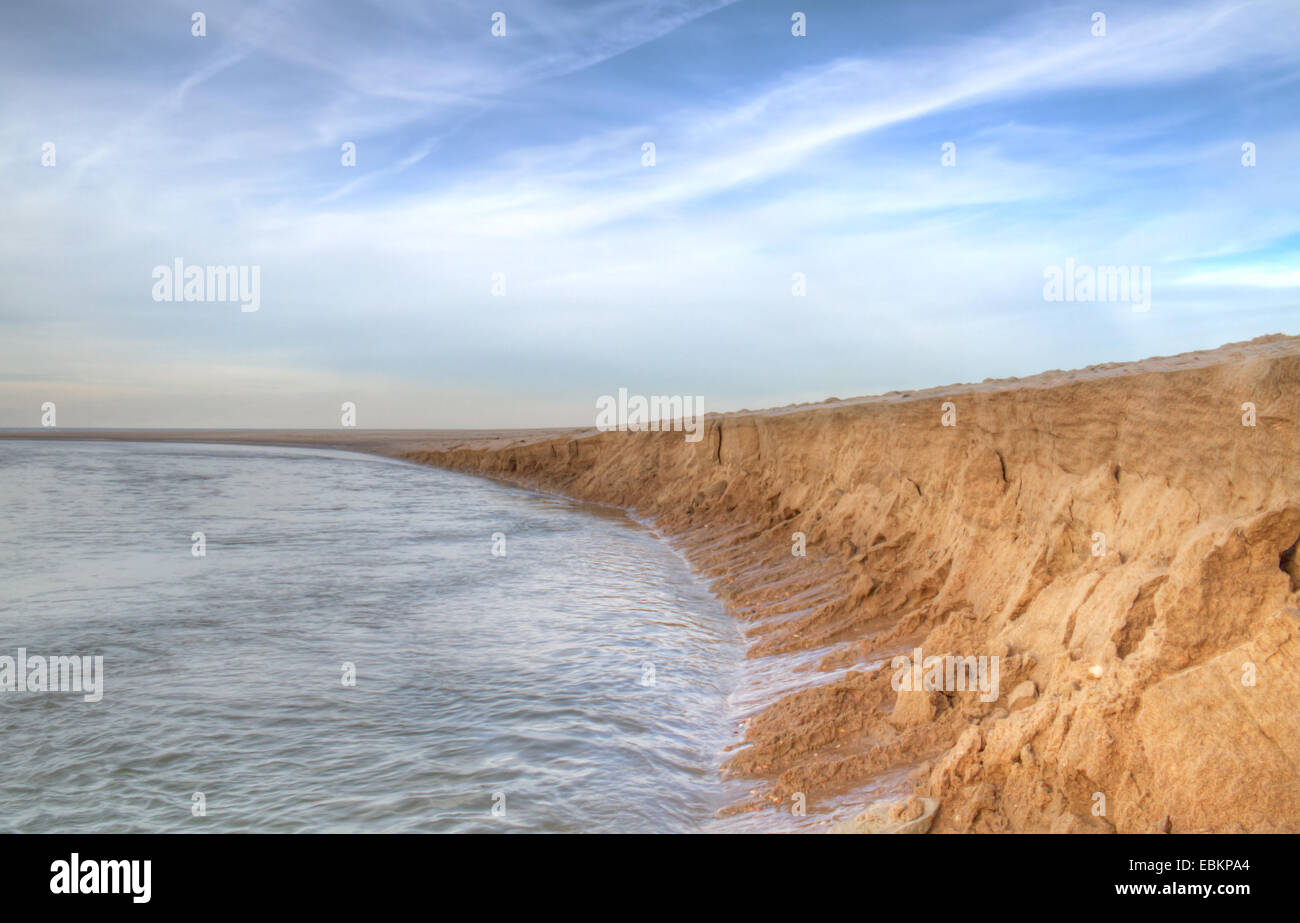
left=404, top=334, right=1300, bottom=833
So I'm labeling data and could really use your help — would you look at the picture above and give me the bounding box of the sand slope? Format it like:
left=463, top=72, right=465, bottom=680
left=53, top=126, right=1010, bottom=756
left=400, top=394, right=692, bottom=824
left=407, top=334, right=1300, bottom=832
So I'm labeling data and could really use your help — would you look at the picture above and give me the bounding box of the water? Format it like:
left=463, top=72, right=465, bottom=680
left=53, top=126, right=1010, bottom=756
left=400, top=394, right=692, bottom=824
left=0, top=440, right=749, bottom=833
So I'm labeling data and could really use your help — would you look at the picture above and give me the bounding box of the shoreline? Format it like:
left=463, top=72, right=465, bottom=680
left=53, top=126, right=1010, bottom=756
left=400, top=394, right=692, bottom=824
left=406, top=332, right=1300, bottom=832
left=7, top=332, right=1300, bottom=831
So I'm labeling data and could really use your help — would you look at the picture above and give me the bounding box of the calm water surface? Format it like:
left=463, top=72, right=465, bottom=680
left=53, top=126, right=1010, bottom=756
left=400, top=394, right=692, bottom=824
left=0, top=440, right=751, bottom=832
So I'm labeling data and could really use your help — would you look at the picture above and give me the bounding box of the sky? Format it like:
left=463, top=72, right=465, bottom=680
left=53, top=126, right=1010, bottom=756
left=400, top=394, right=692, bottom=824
left=1, top=0, right=1297, bottom=428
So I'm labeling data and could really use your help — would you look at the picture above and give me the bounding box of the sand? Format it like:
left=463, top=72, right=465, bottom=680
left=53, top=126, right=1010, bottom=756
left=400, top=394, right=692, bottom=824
left=7, top=332, right=1299, bottom=832
left=405, top=333, right=1300, bottom=833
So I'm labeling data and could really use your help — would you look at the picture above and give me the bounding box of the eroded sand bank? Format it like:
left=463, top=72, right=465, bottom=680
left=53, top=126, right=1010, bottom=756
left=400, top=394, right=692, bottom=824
left=405, top=334, right=1300, bottom=833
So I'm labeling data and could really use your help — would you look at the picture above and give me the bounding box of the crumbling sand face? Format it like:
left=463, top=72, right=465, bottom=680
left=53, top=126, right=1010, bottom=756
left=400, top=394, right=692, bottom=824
left=405, top=334, right=1300, bottom=833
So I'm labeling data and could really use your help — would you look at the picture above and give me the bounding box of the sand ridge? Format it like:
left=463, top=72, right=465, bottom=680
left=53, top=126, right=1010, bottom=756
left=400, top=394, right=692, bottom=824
left=404, top=333, right=1300, bottom=832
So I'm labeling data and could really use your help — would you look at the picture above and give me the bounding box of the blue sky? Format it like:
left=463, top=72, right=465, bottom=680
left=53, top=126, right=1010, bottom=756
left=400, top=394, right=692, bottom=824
left=1, top=0, right=1297, bottom=427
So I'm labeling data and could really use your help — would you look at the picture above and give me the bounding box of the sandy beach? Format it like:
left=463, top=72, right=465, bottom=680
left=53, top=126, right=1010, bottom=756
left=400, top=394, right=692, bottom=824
left=8, top=332, right=1300, bottom=832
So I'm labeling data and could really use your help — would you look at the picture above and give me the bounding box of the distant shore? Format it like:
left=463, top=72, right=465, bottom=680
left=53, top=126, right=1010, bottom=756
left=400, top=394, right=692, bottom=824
left=7, top=332, right=1300, bottom=832
left=0, top=427, right=582, bottom=457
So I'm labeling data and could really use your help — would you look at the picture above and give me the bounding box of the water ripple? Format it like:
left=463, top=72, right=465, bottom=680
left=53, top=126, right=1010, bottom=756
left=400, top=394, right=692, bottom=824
left=0, top=440, right=752, bottom=832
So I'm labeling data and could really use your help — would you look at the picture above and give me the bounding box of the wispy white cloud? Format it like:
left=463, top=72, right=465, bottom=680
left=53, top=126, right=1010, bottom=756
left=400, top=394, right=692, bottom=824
left=1, top=0, right=1297, bottom=426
